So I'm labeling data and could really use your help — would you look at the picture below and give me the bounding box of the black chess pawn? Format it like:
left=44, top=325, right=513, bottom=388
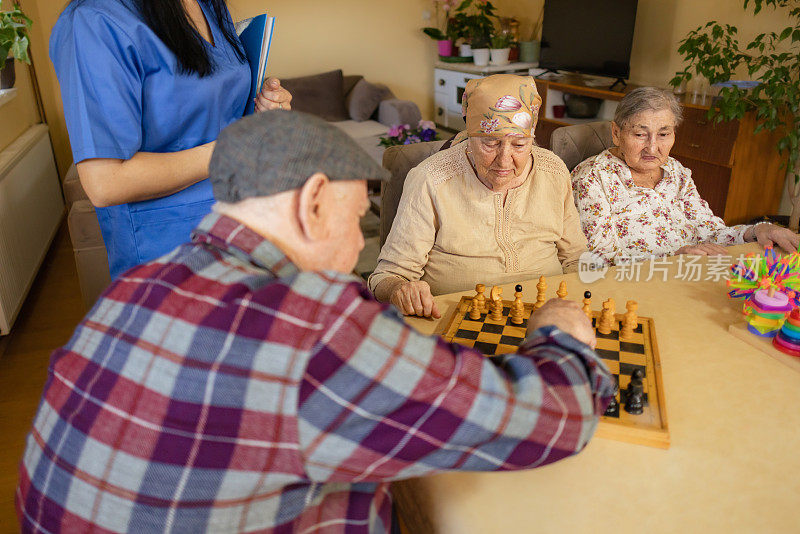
left=604, top=378, right=619, bottom=416
left=624, top=369, right=645, bottom=415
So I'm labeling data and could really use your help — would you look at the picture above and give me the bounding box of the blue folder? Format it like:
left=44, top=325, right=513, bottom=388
left=236, top=14, right=275, bottom=115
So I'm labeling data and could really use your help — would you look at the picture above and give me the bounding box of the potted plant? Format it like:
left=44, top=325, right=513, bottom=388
left=450, top=12, right=472, bottom=57
left=457, top=0, right=497, bottom=66
left=0, top=4, right=32, bottom=90
left=518, top=3, right=544, bottom=63
left=422, top=0, right=458, bottom=57
left=489, top=32, right=512, bottom=66
left=670, top=0, right=800, bottom=230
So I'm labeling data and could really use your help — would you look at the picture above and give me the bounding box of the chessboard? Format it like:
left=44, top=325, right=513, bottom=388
left=442, top=294, right=670, bottom=449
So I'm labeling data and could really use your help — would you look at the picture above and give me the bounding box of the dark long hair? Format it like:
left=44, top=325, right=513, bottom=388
left=137, top=0, right=245, bottom=76
left=69, top=0, right=245, bottom=76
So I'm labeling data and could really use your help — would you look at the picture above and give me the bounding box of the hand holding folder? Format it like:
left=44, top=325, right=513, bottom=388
left=235, top=14, right=276, bottom=115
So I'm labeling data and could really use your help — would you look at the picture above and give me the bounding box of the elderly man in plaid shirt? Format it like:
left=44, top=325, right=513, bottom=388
left=17, top=111, right=615, bottom=533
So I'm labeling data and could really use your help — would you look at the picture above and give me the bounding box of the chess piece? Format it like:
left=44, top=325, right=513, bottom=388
left=620, top=300, right=638, bottom=340
left=582, top=290, right=592, bottom=322
left=604, top=376, right=620, bottom=416
left=475, top=283, right=487, bottom=313
left=490, top=286, right=504, bottom=321
left=511, top=284, right=524, bottom=325
left=624, top=369, right=645, bottom=415
left=557, top=281, right=567, bottom=299
left=606, top=297, right=616, bottom=319
left=469, top=296, right=481, bottom=320
left=597, top=300, right=613, bottom=335
left=533, top=276, right=547, bottom=310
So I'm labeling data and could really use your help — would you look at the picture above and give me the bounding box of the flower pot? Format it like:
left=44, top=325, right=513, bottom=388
left=490, top=48, right=510, bottom=66
left=0, top=57, right=15, bottom=90
left=459, top=43, right=472, bottom=58
left=472, top=48, right=490, bottom=67
left=519, top=41, right=540, bottom=63
left=437, top=40, right=454, bottom=57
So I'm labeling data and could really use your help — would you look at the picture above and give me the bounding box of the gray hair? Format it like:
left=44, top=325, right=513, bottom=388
left=613, top=87, right=683, bottom=128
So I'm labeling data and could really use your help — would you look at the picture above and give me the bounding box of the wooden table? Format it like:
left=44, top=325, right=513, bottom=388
left=393, top=245, right=800, bottom=533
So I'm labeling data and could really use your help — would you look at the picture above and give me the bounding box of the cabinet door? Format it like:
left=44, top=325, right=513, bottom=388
left=434, top=93, right=447, bottom=128
left=673, top=107, right=739, bottom=166
left=673, top=155, right=732, bottom=219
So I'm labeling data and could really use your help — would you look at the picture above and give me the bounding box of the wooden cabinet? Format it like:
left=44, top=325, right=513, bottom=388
left=534, top=77, right=788, bottom=225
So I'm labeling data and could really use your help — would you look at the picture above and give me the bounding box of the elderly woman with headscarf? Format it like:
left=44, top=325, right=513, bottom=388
left=571, top=87, right=798, bottom=266
left=368, top=74, right=588, bottom=318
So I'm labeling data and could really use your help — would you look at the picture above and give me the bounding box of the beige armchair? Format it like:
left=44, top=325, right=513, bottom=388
left=379, top=140, right=445, bottom=247
left=549, top=121, right=613, bottom=172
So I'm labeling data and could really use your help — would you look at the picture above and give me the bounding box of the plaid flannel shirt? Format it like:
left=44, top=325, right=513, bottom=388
left=18, top=213, right=615, bottom=533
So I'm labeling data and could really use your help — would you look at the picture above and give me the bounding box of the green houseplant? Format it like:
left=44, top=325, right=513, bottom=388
left=459, top=0, right=497, bottom=49
left=670, top=0, right=800, bottom=230
left=489, top=32, right=512, bottom=65
left=0, top=4, right=32, bottom=89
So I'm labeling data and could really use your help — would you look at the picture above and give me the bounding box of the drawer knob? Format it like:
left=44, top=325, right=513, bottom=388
left=696, top=120, right=707, bottom=125
left=688, top=143, right=701, bottom=148
left=438, top=79, right=445, bottom=86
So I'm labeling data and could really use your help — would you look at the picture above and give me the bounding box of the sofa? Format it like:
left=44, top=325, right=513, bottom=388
left=280, top=69, right=422, bottom=163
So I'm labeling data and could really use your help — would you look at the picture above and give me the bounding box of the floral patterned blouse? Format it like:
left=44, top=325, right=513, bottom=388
left=571, top=149, right=749, bottom=265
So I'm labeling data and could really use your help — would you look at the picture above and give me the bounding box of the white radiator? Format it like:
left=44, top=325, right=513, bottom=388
left=0, top=124, right=64, bottom=335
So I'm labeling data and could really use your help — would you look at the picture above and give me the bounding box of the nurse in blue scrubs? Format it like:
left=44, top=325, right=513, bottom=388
left=51, top=0, right=292, bottom=278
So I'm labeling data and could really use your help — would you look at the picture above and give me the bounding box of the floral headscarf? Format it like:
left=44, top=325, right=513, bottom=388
left=452, top=74, right=542, bottom=145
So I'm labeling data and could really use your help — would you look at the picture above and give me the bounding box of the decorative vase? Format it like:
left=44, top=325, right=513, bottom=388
left=0, top=58, right=15, bottom=90
left=508, top=45, right=519, bottom=62
left=459, top=43, right=472, bottom=58
left=518, top=41, right=540, bottom=63
left=472, top=48, right=490, bottom=67
left=437, top=40, right=454, bottom=57
left=489, top=48, right=511, bottom=66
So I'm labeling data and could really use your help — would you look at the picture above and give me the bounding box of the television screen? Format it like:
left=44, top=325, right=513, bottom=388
left=539, top=0, right=639, bottom=80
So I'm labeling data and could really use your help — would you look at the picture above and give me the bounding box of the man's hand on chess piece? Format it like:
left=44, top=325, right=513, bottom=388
left=527, top=299, right=596, bottom=349
left=390, top=281, right=441, bottom=319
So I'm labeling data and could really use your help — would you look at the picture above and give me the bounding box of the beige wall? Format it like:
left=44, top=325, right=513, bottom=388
left=228, top=0, right=436, bottom=117
left=20, top=0, right=793, bottom=177
left=631, top=0, right=790, bottom=87
left=0, top=0, right=40, bottom=154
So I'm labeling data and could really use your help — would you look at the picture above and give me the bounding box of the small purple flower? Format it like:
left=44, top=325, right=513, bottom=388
left=419, top=128, right=436, bottom=142
left=403, top=135, right=421, bottom=145
left=495, top=95, right=523, bottom=111
left=388, top=124, right=409, bottom=138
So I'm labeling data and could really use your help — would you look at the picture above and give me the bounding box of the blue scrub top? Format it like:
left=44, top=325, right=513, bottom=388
left=51, top=0, right=250, bottom=278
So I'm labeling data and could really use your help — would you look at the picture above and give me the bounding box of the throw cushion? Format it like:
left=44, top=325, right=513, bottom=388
left=342, top=74, right=364, bottom=98
left=347, top=79, right=394, bottom=122
left=280, top=69, right=349, bottom=121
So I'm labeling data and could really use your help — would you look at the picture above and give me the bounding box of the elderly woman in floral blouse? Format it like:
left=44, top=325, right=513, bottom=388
left=369, top=74, right=588, bottom=317
left=571, top=87, right=798, bottom=265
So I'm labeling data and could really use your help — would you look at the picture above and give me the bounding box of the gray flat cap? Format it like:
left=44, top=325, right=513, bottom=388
left=210, top=110, right=390, bottom=202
